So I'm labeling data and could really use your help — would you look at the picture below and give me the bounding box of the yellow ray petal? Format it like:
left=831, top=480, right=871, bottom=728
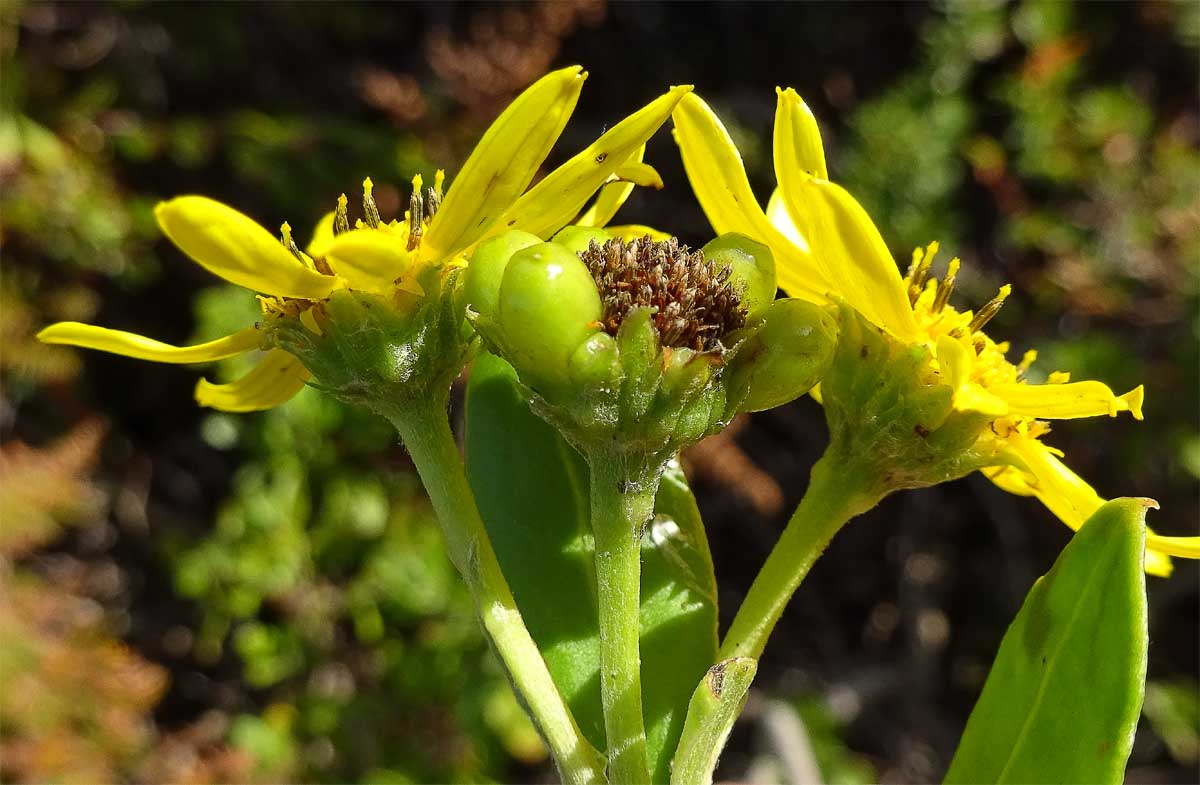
left=765, top=190, right=828, bottom=303
left=774, top=172, right=917, bottom=340
left=575, top=145, right=646, bottom=228
left=773, top=88, right=828, bottom=181
left=990, top=381, right=1144, bottom=420
left=38, top=322, right=261, bottom=363
left=422, top=67, right=586, bottom=260
left=306, top=210, right=336, bottom=256
left=497, top=85, right=691, bottom=241
left=1001, top=436, right=1173, bottom=576
left=308, top=228, right=414, bottom=293
left=194, top=349, right=309, bottom=412
left=672, top=93, right=829, bottom=302
left=155, top=196, right=337, bottom=300
left=1146, top=533, right=1200, bottom=559
left=612, top=159, right=664, bottom=189
left=936, top=335, right=1010, bottom=416
left=604, top=224, right=673, bottom=242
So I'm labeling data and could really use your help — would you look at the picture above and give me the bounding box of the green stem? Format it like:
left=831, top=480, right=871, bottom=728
left=386, top=398, right=607, bottom=785
left=720, top=447, right=881, bottom=660
left=590, top=453, right=656, bottom=784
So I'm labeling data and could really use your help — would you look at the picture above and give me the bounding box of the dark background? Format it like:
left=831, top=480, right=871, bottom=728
left=2, top=2, right=1197, bottom=783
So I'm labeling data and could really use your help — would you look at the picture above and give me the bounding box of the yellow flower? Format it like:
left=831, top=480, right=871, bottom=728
left=39, top=68, right=691, bottom=413
left=673, top=89, right=1198, bottom=575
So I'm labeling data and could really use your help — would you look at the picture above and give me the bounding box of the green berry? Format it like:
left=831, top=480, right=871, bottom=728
left=498, top=242, right=603, bottom=392
left=463, top=230, right=542, bottom=321
left=701, top=233, right=777, bottom=317
left=728, top=298, right=837, bottom=413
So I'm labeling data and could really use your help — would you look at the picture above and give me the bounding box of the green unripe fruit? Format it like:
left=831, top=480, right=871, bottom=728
left=498, top=242, right=603, bottom=392
left=569, top=331, right=620, bottom=390
left=729, top=298, right=837, bottom=413
left=551, top=225, right=612, bottom=257
left=463, top=230, right=542, bottom=321
left=700, top=233, right=777, bottom=316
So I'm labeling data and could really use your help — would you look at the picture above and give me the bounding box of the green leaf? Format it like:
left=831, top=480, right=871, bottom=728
left=465, top=352, right=719, bottom=782
left=944, top=498, right=1152, bottom=785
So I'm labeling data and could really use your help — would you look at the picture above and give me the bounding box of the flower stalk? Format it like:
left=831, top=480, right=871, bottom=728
left=589, top=452, right=658, bottom=785
left=382, top=393, right=607, bottom=785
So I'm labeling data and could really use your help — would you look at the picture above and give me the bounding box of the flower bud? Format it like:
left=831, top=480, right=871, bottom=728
left=551, top=225, right=612, bottom=256
left=727, top=299, right=837, bottom=413
left=700, top=233, right=777, bottom=317
left=462, top=229, right=542, bottom=321
left=498, top=242, right=603, bottom=392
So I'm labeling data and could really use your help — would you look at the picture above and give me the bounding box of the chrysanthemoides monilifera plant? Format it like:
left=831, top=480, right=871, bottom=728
left=37, top=66, right=1199, bottom=785
left=466, top=226, right=835, bottom=783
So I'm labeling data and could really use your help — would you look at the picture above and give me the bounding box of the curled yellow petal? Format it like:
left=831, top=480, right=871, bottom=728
left=991, top=381, right=1144, bottom=420
left=308, top=228, right=414, bottom=293
left=773, top=88, right=828, bottom=182
left=194, top=349, right=309, bottom=412
left=997, top=436, right=1174, bottom=576
left=422, top=66, right=586, bottom=260
left=775, top=173, right=917, bottom=340
left=936, top=334, right=1010, bottom=416
left=498, top=84, right=691, bottom=241
left=575, top=145, right=646, bottom=228
left=673, top=93, right=827, bottom=301
left=612, top=159, right=663, bottom=189
left=38, top=322, right=261, bottom=363
left=155, top=196, right=337, bottom=299
left=306, top=210, right=336, bottom=256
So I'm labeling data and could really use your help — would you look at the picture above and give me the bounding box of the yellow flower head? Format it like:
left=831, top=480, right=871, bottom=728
left=672, top=89, right=1197, bottom=575
left=39, top=68, right=691, bottom=413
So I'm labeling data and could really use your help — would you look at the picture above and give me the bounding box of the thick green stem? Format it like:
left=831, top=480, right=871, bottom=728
left=386, top=398, right=607, bottom=785
left=720, top=448, right=881, bottom=660
left=590, top=453, right=656, bottom=784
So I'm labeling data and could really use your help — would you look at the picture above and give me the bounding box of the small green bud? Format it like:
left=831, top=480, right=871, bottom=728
left=498, top=242, right=602, bottom=392
left=463, top=229, right=542, bottom=321
left=551, top=225, right=612, bottom=256
left=728, top=298, right=837, bottom=413
left=700, top=233, right=777, bottom=317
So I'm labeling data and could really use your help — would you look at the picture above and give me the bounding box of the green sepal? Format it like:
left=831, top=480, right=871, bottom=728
left=944, top=498, right=1152, bottom=785
left=269, top=264, right=469, bottom=412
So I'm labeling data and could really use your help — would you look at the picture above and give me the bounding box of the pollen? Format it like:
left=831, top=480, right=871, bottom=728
left=578, top=236, right=747, bottom=352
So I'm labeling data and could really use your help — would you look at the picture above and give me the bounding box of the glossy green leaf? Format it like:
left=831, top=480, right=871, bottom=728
left=465, top=351, right=719, bottom=782
left=944, top=498, right=1152, bottom=785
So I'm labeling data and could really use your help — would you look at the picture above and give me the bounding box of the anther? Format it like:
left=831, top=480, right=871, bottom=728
left=1016, top=349, right=1037, bottom=376
left=907, top=241, right=938, bottom=304
left=362, top=177, right=381, bottom=229
left=967, top=284, right=1012, bottom=333
left=334, top=194, right=350, bottom=236
left=279, top=221, right=307, bottom=264
left=932, top=257, right=960, bottom=313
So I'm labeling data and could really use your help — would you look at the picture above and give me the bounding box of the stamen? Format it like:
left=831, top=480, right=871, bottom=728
left=362, top=177, right=381, bottom=229
left=433, top=169, right=445, bottom=200
left=425, top=186, right=441, bottom=220
left=967, top=284, right=1012, bottom=333
left=279, top=221, right=308, bottom=265
left=334, top=194, right=350, bottom=236
left=1017, top=349, right=1037, bottom=376
left=578, top=236, right=747, bottom=352
left=932, top=257, right=960, bottom=313
left=407, top=174, right=424, bottom=252
left=906, top=241, right=938, bottom=305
